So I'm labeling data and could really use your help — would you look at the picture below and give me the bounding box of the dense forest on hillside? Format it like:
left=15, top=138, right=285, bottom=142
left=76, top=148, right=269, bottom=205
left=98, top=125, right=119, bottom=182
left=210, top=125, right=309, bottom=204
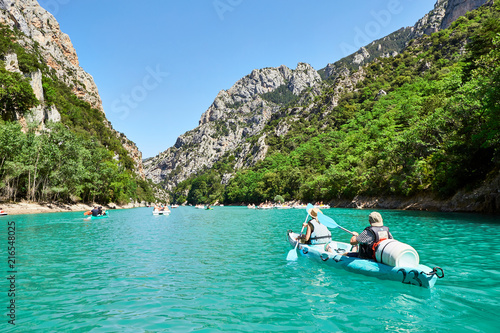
left=172, top=2, right=500, bottom=206
left=0, top=25, right=157, bottom=204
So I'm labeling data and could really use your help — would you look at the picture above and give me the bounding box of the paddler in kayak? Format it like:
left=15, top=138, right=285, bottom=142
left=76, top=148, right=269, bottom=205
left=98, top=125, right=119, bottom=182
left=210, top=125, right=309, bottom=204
left=91, top=206, right=99, bottom=217
left=345, top=211, right=393, bottom=258
left=98, top=206, right=107, bottom=216
left=296, top=207, right=332, bottom=246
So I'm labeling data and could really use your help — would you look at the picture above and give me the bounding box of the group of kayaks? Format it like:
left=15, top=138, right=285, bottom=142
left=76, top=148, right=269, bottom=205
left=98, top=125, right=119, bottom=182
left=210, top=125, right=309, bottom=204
left=287, top=204, right=444, bottom=288
left=78, top=203, right=443, bottom=287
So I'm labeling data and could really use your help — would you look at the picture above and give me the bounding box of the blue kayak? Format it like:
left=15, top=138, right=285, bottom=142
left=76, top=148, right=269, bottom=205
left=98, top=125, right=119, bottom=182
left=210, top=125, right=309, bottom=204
left=85, top=213, right=109, bottom=220
left=287, top=230, right=444, bottom=288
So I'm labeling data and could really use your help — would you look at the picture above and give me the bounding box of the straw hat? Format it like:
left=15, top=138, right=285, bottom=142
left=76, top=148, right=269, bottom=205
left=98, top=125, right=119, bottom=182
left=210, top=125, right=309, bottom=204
left=307, top=207, right=322, bottom=218
left=368, top=212, right=383, bottom=227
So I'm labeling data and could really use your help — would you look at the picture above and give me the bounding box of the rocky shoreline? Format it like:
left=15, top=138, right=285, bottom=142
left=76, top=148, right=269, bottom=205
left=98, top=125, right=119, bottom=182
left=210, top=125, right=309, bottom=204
left=328, top=194, right=499, bottom=214
left=0, top=201, right=148, bottom=216
left=2, top=179, right=499, bottom=216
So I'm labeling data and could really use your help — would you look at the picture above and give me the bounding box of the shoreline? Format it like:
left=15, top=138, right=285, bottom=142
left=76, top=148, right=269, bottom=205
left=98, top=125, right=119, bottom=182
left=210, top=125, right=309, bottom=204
left=0, top=201, right=147, bottom=216
left=1, top=189, right=499, bottom=216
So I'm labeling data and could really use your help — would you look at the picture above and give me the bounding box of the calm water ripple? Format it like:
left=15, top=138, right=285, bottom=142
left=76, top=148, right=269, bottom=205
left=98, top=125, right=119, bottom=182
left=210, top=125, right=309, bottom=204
left=1, top=206, right=499, bottom=332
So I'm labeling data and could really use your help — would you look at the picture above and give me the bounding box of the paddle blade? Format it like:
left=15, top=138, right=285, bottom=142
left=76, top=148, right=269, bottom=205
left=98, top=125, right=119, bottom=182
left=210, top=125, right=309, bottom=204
left=317, top=212, right=340, bottom=229
left=316, top=212, right=356, bottom=235
left=286, top=248, right=298, bottom=261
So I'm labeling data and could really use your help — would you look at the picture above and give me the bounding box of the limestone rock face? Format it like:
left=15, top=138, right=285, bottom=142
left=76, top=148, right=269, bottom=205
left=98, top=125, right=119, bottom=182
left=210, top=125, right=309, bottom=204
left=321, top=0, right=487, bottom=80
left=0, top=0, right=145, bottom=178
left=144, top=0, right=491, bottom=191
left=145, top=63, right=321, bottom=190
left=412, top=0, right=449, bottom=37
left=288, top=63, right=322, bottom=95
left=441, top=0, right=489, bottom=29
left=0, top=0, right=102, bottom=111
left=352, top=47, right=370, bottom=65
left=4, top=52, right=21, bottom=72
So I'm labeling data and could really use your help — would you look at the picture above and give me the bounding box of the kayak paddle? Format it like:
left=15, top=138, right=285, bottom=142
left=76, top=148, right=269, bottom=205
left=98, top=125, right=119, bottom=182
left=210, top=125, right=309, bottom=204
left=316, top=211, right=356, bottom=236
left=286, top=211, right=311, bottom=261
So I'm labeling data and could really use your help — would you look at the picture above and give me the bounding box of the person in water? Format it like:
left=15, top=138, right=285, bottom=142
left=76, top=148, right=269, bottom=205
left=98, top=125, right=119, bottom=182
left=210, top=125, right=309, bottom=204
left=346, top=211, right=393, bottom=259
left=297, top=207, right=331, bottom=245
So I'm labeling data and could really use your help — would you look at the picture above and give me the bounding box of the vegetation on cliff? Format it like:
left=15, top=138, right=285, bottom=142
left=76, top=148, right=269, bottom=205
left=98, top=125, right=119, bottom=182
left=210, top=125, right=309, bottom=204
left=172, top=2, right=500, bottom=207
left=0, top=25, right=156, bottom=204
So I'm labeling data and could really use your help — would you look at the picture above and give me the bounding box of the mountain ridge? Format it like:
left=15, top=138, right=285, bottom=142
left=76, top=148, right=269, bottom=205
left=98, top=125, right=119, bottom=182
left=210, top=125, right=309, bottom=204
left=144, top=0, right=489, bottom=196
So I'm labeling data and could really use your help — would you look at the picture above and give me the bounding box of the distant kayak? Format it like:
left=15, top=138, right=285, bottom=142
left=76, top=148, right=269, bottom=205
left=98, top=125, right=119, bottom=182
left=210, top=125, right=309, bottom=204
left=0, top=212, right=7, bottom=216
left=85, top=213, right=109, bottom=220
left=153, top=210, right=169, bottom=215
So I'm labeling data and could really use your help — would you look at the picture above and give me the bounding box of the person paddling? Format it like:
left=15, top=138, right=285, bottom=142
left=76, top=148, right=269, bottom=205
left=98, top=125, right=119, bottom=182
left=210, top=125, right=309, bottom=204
left=297, top=207, right=332, bottom=245
left=91, top=206, right=99, bottom=217
left=348, top=212, right=393, bottom=259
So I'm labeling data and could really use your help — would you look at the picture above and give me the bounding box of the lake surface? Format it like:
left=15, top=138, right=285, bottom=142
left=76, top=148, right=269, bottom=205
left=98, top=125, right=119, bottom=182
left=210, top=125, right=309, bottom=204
left=1, top=206, right=499, bottom=332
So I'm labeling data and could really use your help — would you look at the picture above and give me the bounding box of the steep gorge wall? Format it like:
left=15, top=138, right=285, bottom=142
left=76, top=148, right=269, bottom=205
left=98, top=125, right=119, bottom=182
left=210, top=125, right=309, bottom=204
left=441, top=0, right=490, bottom=28
left=0, top=0, right=102, bottom=111
left=144, top=0, right=491, bottom=192
left=144, top=63, right=321, bottom=190
left=0, top=0, right=144, bottom=178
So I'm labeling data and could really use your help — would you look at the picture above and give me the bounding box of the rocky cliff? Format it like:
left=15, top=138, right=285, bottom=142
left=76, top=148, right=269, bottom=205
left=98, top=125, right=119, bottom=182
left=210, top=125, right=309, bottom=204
left=321, top=0, right=489, bottom=78
left=321, top=0, right=449, bottom=78
left=0, top=0, right=144, bottom=178
left=144, top=63, right=321, bottom=190
left=441, top=0, right=491, bottom=29
left=0, top=0, right=102, bottom=111
left=144, top=0, right=490, bottom=191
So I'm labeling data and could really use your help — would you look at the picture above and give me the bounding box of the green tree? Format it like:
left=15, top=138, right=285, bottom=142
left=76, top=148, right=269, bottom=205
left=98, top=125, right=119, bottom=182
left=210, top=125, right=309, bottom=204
left=0, top=68, right=39, bottom=120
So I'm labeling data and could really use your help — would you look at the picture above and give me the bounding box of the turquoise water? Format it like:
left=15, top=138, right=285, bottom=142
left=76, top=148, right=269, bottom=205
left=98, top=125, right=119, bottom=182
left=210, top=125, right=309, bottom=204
left=1, top=206, right=499, bottom=332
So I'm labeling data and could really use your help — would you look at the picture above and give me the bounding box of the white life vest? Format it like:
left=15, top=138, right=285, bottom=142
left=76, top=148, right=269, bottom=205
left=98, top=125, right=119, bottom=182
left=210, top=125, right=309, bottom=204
left=309, top=219, right=331, bottom=245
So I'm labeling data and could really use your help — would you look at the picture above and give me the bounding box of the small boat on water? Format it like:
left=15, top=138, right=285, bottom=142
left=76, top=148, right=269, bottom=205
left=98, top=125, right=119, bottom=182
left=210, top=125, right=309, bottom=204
left=0, top=211, right=7, bottom=216
left=153, top=210, right=170, bottom=216
left=85, top=213, right=109, bottom=220
left=171, top=204, right=179, bottom=208
left=286, top=204, right=444, bottom=288
left=286, top=232, right=444, bottom=288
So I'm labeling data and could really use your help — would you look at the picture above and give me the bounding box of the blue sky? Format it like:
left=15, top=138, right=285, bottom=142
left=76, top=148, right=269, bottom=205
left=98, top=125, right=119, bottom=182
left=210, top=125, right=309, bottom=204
left=39, top=0, right=437, bottom=158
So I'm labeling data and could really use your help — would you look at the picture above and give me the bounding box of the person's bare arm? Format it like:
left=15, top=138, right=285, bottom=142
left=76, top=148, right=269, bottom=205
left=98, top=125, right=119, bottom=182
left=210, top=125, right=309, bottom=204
left=300, top=222, right=313, bottom=242
left=350, top=232, right=359, bottom=245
